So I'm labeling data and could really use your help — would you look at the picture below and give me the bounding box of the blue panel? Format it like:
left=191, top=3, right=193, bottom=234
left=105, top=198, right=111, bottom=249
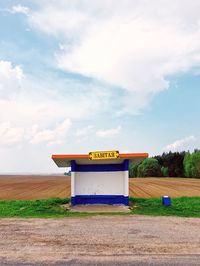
left=71, top=159, right=129, bottom=172
left=71, top=195, right=129, bottom=206
left=71, top=196, right=76, bottom=206
left=124, top=159, right=129, bottom=171
left=71, top=160, right=76, bottom=172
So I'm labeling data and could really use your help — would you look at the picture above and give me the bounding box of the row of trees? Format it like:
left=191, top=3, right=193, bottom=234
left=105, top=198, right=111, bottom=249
left=129, top=150, right=200, bottom=178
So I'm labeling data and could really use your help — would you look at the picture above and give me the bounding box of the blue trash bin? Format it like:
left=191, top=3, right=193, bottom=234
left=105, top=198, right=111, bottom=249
left=162, top=196, right=171, bottom=206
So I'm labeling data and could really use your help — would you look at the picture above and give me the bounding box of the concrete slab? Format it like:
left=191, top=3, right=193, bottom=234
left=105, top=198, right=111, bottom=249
left=70, top=204, right=130, bottom=213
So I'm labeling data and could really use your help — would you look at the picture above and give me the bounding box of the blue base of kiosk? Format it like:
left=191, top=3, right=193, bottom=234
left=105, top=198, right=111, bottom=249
left=71, top=195, right=129, bottom=206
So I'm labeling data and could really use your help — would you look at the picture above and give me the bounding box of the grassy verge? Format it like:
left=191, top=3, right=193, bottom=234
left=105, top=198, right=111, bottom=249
left=130, top=197, right=200, bottom=217
left=0, top=197, right=200, bottom=218
left=0, top=198, right=70, bottom=218
left=0, top=198, right=128, bottom=218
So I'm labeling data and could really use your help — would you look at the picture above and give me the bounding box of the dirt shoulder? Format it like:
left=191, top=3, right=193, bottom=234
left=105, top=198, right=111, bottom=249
left=0, top=215, right=200, bottom=265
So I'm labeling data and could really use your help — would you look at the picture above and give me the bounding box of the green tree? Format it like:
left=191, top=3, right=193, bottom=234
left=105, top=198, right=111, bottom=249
left=129, top=163, right=139, bottom=177
left=137, top=158, right=161, bottom=177
left=161, top=166, right=169, bottom=177
left=184, top=151, right=200, bottom=178
left=154, top=151, right=185, bottom=177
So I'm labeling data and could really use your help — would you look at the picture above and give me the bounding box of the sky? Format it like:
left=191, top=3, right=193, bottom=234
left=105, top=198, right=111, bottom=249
left=0, top=0, right=200, bottom=173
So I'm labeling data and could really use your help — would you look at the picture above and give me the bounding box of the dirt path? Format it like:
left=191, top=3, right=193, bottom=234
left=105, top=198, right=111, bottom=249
left=0, top=216, right=200, bottom=265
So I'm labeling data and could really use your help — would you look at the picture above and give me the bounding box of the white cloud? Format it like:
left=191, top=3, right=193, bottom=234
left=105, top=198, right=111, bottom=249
left=30, top=119, right=71, bottom=145
left=0, top=77, right=111, bottom=127
left=26, top=0, right=200, bottom=113
left=0, top=119, right=71, bottom=147
left=0, top=58, right=113, bottom=128
left=0, top=60, right=24, bottom=80
left=0, top=122, right=24, bottom=146
left=11, top=5, right=30, bottom=15
left=76, top=125, right=94, bottom=137
left=96, top=126, right=121, bottom=138
left=0, top=59, right=110, bottom=148
left=75, top=125, right=94, bottom=143
left=0, top=60, right=24, bottom=99
left=164, top=136, right=196, bottom=152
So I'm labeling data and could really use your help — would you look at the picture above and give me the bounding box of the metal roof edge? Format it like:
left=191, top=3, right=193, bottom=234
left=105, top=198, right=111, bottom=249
left=52, top=152, right=148, bottom=159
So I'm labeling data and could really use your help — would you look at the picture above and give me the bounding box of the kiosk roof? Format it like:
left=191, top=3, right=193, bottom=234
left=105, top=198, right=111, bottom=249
left=52, top=153, right=148, bottom=167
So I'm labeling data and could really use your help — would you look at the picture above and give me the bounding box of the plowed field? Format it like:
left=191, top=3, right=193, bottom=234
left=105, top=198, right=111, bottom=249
left=0, top=175, right=70, bottom=200
left=0, top=175, right=200, bottom=200
left=129, top=178, right=200, bottom=198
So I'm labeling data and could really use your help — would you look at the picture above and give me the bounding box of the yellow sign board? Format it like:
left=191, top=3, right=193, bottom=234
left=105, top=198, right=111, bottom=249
left=89, top=150, right=119, bottom=160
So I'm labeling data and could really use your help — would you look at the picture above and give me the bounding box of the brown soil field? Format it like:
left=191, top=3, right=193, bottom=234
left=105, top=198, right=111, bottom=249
left=0, top=175, right=71, bottom=200
left=129, top=177, right=200, bottom=198
left=0, top=175, right=200, bottom=200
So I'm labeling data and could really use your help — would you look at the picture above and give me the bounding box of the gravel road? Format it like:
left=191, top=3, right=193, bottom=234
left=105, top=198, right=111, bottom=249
left=0, top=215, right=200, bottom=265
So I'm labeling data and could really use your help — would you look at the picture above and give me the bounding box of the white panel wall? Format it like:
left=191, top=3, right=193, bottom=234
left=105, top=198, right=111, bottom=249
left=124, top=170, right=129, bottom=196
left=75, top=171, right=125, bottom=195
left=71, top=171, right=75, bottom=197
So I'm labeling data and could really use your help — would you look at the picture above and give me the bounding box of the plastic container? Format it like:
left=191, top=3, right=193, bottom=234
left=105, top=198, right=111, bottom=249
left=162, top=196, right=171, bottom=206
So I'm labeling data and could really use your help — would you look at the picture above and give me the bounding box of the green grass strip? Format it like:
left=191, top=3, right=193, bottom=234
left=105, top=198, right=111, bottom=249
left=0, top=197, right=200, bottom=218
left=129, top=196, right=200, bottom=217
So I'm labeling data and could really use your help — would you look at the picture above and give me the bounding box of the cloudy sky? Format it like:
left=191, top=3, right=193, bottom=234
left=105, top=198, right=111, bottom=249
left=0, top=0, right=200, bottom=173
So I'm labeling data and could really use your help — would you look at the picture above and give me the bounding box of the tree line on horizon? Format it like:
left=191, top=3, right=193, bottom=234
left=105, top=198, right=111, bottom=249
left=129, top=150, right=200, bottom=178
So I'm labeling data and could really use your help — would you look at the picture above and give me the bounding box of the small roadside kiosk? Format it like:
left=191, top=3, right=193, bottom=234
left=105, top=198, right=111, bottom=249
left=52, top=151, right=148, bottom=206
